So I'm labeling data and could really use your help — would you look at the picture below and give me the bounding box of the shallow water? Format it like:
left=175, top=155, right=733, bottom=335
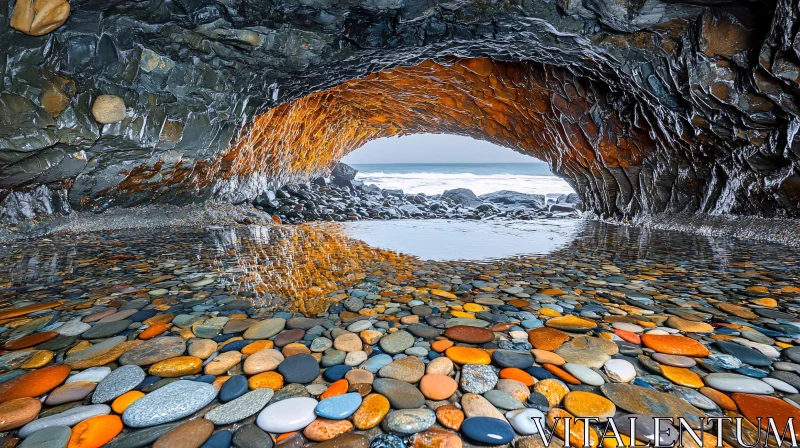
left=331, top=218, right=583, bottom=261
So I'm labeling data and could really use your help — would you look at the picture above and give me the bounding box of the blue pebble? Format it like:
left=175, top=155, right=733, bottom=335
left=736, top=367, right=769, bottom=378
left=213, top=333, right=237, bottom=343
left=315, top=392, right=362, bottom=419
left=220, top=340, right=250, bottom=352
left=461, top=417, right=515, bottom=444
left=363, top=354, right=393, bottom=373
left=525, top=366, right=556, bottom=380
left=201, top=430, right=232, bottom=448
left=370, top=434, right=404, bottom=448
left=632, top=378, right=657, bottom=389
left=715, top=327, right=739, bottom=335
left=428, top=351, right=440, bottom=360
left=323, top=365, right=352, bottom=382
left=136, top=375, right=161, bottom=390
left=129, top=309, right=158, bottom=322
left=219, top=375, right=248, bottom=402
left=194, top=374, right=217, bottom=384
left=274, top=312, right=293, bottom=319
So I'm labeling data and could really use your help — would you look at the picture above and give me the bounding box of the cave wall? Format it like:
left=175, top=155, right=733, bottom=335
left=1, top=0, right=799, bottom=224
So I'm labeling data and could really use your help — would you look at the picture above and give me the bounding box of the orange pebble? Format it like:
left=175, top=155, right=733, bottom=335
left=699, top=387, right=737, bottom=411
left=248, top=371, right=284, bottom=390
left=543, top=364, right=581, bottom=385
left=275, top=432, right=297, bottom=443
left=320, top=379, right=349, bottom=400
left=613, top=329, right=641, bottom=344
left=431, top=340, right=454, bottom=353
left=111, top=391, right=144, bottom=413
left=242, top=340, right=274, bottom=356
left=68, top=415, right=123, bottom=448
left=499, top=367, right=535, bottom=387
left=138, top=323, right=167, bottom=340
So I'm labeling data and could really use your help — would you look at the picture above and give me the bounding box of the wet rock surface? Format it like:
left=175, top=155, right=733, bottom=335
left=1, top=1, right=799, bottom=225
left=0, top=221, right=797, bottom=446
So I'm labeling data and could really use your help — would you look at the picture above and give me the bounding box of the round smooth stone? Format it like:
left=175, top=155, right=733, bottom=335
left=484, top=390, right=524, bottom=410
left=347, top=320, right=372, bottom=332
left=203, top=430, right=232, bottom=448
left=277, top=354, right=320, bottom=384
left=122, top=380, right=218, bottom=427
left=461, top=417, right=515, bottom=444
left=19, top=426, right=71, bottom=448
left=243, top=318, right=286, bottom=340
left=563, top=363, right=604, bottom=386
left=219, top=375, right=249, bottom=402
left=346, top=351, right=368, bottom=366
left=492, top=350, right=534, bottom=369
left=57, top=320, right=92, bottom=336
left=18, top=404, right=111, bottom=438
left=153, top=419, right=213, bottom=448
left=45, top=381, right=96, bottom=406
left=715, top=340, right=772, bottom=367
left=704, top=373, right=775, bottom=394
left=563, top=391, right=616, bottom=420
left=323, top=365, right=352, bottom=382
left=762, top=377, right=799, bottom=393
left=256, top=397, right=318, bottom=433
left=506, top=408, right=545, bottom=435
left=67, top=366, right=112, bottom=383
left=382, top=409, right=435, bottom=435
left=651, top=353, right=696, bottom=368
left=369, top=434, right=404, bottom=448
left=231, top=424, right=270, bottom=448
left=92, top=365, right=146, bottom=403
left=373, top=379, right=425, bottom=409
left=419, top=374, right=457, bottom=401
left=379, top=331, right=415, bottom=354
left=442, top=326, right=494, bottom=344
left=612, top=322, right=644, bottom=333
left=315, top=392, right=362, bottom=419
left=603, top=359, right=636, bottom=383
left=0, top=397, right=41, bottom=431
left=82, top=320, right=133, bottom=339
left=362, top=354, right=393, bottom=373
left=206, top=389, right=274, bottom=425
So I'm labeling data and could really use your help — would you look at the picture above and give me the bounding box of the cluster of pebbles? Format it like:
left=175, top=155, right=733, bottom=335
left=0, top=223, right=799, bottom=448
left=253, top=176, right=580, bottom=225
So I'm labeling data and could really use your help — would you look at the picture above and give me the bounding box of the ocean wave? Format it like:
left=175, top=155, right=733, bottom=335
left=355, top=171, right=574, bottom=196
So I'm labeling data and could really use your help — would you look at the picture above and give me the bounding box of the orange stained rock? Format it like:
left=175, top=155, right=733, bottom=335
left=320, top=379, right=349, bottom=400
left=543, top=364, right=581, bottom=385
left=746, top=286, right=769, bottom=294
left=539, top=289, right=564, bottom=296
left=0, top=364, right=71, bottom=402
left=640, top=334, right=710, bottom=357
left=499, top=367, right=536, bottom=386
left=613, top=329, right=641, bottom=344
left=241, top=340, right=274, bottom=355
left=303, top=418, right=354, bottom=442
left=68, top=415, right=123, bottom=448
left=139, top=323, right=167, bottom=339
left=507, top=299, right=530, bottom=308
left=21, top=350, right=55, bottom=369
left=435, top=404, right=465, bottom=431
left=699, top=387, right=736, bottom=412
left=3, top=331, right=59, bottom=349
left=352, top=393, right=390, bottom=430
left=548, top=408, right=599, bottom=448
left=751, top=298, right=777, bottom=307
left=111, top=391, right=145, bottom=413
left=444, top=346, right=491, bottom=365
left=539, top=308, right=562, bottom=318
left=660, top=365, right=704, bottom=388
left=148, top=356, right=203, bottom=377
left=249, top=371, right=284, bottom=390
left=0, top=302, right=61, bottom=320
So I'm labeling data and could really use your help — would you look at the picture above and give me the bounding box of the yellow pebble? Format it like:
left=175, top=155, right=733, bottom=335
left=463, top=303, right=484, bottom=312
left=112, top=391, right=145, bottom=413
left=21, top=350, right=54, bottom=369
left=450, top=311, right=475, bottom=319
left=539, top=308, right=562, bottom=318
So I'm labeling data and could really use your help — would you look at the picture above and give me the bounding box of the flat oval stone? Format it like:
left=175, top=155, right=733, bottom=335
left=563, top=363, right=604, bottom=386
left=256, top=397, right=318, bottom=433
left=122, top=380, right=218, bottom=427
left=443, top=325, right=494, bottom=344
left=243, top=318, right=286, bottom=340
left=378, top=356, right=424, bottom=383
left=492, top=350, right=534, bottom=369
left=92, top=365, right=146, bottom=403
left=219, top=375, right=248, bottom=402
left=600, top=383, right=706, bottom=428
left=731, top=393, right=800, bottom=433
left=373, top=378, right=425, bottom=409
left=651, top=353, right=696, bottom=368
left=603, top=359, right=636, bottom=383
left=461, top=417, right=515, bottom=444
left=0, top=364, right=71, bottom=402
left=352, top=393, right=390, bottom=430
left=19, top=426, right=71, bottom=448
left=45, top=381, right=96, bottom=406
left=419, top=374, right=457, bottom=400
left=315, top=392, right=362, bottom=419
left=379, top=331, right=415, bottom=354
left=362, top=354, right=393, bottom=373
left=277, top=354, right=320, bottom=384
left=231, top=424, right=270, bottom=448
left=0, top=397, right=41, bottom=431
left=382, top=409, right=435, bottom=435
left=704, top=373, right=775, bottom=394
left=640, top=334, right=710, bottom=357
left=119, top=337, right=187, bottom=366
left=82, top=320, right=132, bottom=339
left=274, top=329, right=305, bottom=348
left=152, top=419, right=213, bottom=448
left=67, top=366, right=112, bottom=383
left=459, top=364, right=498, bottom=394
left=18, top=404, right=111, bottom=438
left=715, top=340, right=772, bottom=367
left=206, top=389, right=274, bottom=425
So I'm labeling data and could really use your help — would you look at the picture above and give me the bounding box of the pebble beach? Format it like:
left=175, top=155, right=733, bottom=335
left=0, top=221, right=798, bottom=448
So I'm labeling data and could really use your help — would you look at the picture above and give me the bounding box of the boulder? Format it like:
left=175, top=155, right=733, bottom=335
left=442, top=188, right=482, bottom=207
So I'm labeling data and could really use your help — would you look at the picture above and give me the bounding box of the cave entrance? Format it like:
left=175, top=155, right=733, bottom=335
left=341, top=133, right=575, bottom=200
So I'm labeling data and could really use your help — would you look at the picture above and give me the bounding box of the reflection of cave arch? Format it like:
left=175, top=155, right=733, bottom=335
left=220, top=59, right=654, bottom=218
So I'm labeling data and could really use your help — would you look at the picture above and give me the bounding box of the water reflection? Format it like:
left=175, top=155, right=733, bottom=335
left=0, top=220, right=797, bottom=316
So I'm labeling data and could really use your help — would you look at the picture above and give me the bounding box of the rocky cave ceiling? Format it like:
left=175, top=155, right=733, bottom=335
left=0, top=0, right=799, bottom=223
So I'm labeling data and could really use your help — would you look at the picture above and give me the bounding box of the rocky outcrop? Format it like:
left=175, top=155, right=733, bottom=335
left=0, top=0, right=798, bottom=222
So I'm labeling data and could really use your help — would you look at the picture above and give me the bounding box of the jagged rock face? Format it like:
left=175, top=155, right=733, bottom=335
left=0, top=0, right=799, bottom=222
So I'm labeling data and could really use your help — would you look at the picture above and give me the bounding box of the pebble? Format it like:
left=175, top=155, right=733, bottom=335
left=563, top=363, right=605, bottom=386
left=206, top=389, right=274, bottom=424
left=0, top=397, right=41, bottom=431
left=378, top=331, right=415, bottom=354
left=315, top=392, right=362, bottom=419
left=277, top=354, right=320, bottom=384
left=256, top=397, right=318, bottom=433
left=153, top=419, right=214, bottom=448
left=92, top=365, right=146, bottom=403
left=461, top=417, right=515, bottom=445
left=704, top=373, right=775, bottom=394
left=382, top=409, right=435, bottom=434
left=373, top=378, right=425, bottom=409
left=353, top=393, right=390, bottom=430
left=122, top=380, right=218, bottom=427
left=603, top=359, right=636, bottom=382
left=19, top=426, right=71, bottom=448
left=18, top=404, right=111, bottom=438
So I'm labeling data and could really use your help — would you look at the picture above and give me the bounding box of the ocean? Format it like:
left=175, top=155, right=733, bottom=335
left=348, top=163, right=574, bottom=196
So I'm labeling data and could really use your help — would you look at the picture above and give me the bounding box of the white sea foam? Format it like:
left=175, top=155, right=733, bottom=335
left=355, top=171, right=574, bottom=196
